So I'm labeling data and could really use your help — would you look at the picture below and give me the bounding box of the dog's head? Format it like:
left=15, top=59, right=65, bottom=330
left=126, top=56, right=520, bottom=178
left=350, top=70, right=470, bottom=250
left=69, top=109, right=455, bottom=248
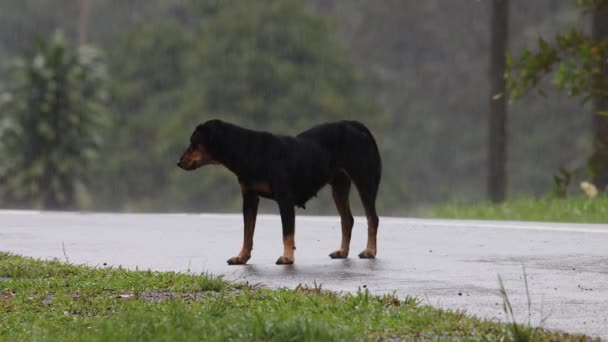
left=177, top=120, right=221, bottom=171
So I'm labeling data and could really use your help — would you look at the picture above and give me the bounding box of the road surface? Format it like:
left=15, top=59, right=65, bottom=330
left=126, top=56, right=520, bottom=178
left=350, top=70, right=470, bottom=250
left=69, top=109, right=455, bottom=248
left=1, top=210, right=607, bottom=338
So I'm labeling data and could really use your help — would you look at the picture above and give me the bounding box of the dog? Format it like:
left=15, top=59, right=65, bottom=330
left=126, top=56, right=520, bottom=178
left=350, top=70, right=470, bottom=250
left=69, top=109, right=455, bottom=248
left=177, top=119, right=381, bottom=265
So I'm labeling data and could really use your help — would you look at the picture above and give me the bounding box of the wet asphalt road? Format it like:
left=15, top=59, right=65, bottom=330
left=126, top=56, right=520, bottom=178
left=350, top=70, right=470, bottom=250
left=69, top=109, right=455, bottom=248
left=1, top=210, right=607, bottom=338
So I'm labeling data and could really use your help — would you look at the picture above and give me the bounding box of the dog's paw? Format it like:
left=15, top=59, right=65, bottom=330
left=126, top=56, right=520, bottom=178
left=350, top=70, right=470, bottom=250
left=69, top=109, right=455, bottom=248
left=275, top=256, right=294, bottom=265
left=329, top=249, right=349, bottom=259
left=358, top=249, right=376, bottom=259
left=227, top=256, right=249, bottom=265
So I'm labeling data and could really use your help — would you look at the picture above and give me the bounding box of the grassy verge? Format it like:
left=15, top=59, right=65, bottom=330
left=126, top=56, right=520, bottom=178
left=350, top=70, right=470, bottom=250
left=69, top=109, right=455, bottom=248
left=0, top=253, right=596, bottom=341
left=432, top=196, right=608, bottom=223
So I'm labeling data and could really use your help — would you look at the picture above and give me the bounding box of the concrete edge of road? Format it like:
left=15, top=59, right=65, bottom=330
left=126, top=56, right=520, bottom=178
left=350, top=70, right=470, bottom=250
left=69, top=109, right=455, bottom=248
left=1, top=210, right=607, bottom=234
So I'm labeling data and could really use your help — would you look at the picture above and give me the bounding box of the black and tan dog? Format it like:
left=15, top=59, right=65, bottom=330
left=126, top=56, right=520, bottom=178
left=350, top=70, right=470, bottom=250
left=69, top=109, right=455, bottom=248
left=177, top=119, right=381, bottom=265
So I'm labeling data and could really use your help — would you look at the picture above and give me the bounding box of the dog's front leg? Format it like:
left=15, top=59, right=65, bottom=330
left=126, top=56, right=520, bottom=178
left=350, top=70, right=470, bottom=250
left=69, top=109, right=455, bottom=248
left=276, top=200, right=296, bottom=265
left=227, top=192, right=259, bottom=265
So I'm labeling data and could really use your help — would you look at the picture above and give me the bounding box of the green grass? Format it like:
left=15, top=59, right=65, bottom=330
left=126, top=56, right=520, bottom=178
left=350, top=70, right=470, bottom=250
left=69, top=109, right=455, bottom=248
left=0, top=253, right=597, bottom=341
left=432, top=196, right=608, bottom=223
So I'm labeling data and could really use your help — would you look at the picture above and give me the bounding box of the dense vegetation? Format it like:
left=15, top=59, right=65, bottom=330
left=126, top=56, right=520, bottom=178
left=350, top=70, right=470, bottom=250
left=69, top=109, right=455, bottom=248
left=93, top=0, right=385, bottom=212
left=0, top=0, right=599, bottom=214
left=507, top=0, right=608, bottom=193
left=0, top=32, right=107, bottom=209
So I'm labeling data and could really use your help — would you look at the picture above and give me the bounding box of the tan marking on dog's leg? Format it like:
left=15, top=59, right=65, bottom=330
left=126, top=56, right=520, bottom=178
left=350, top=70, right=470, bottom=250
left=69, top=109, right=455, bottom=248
left=237, top=208, right=256, bottom=259
left=276, top=200, right=295, bottom=265
left=359, top=206, right=379, bottom=259
left=329, top=176, right=353, bottom=259
left=276, top=233, right=295, bottom=265
left=227, top=192, right=259, bottom=265
left=252, top=181, right=272, bottom=195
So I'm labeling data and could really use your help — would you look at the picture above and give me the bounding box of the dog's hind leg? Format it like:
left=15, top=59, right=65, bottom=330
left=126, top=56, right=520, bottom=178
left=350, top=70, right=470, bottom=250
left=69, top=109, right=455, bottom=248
left=227, top=192, right=259, bottom=265
left=329, top=171, right=354, bottom=259
left=276, top=200, right=296, bottom=265
left=353, top=177, right=379, bottom=259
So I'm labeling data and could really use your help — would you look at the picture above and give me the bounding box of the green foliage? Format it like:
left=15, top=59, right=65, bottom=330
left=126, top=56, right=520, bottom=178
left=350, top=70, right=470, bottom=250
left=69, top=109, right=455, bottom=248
left=191, top=0, right=376, bottom=131
left=507, top=0, right=608, bottom=192
left=575, top=0, right=608, bottom=13
left=94, top=0, right=384, bottom=212
left=507, top=0, right=608, bottom=102
left=0, top=32, right=108, bottom=209
left=92, top=22, right=194, bottom=211
left=497, top=271, right=538, bottom=342
left=2, top=1, right=604, bottom=213
left=507, top=0, right=608, bottom=100
left=507, top=29, right=599, bottom=101
left=549, top=168, right=573, bottom=198
left=0, top=253, right=595, bottom=341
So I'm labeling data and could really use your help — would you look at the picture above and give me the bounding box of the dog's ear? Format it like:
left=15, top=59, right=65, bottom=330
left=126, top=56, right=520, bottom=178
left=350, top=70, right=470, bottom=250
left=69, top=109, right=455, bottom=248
left=190, top=125, right=205, bottom=146
left=193, top=120, right=222, bottom=146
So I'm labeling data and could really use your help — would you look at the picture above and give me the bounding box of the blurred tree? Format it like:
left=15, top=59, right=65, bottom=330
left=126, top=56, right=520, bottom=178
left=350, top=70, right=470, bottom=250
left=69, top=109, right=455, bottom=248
left=311, top=0, right=587, bottom=208
left=488, top=0, right=510, bottom=203
left=0, top=0, right=588, bottom=213
left=591, top=2, right=608, bottom=190
left=94, top=0, right=384, bottom=212
left=0, top=32, right=108, bottom=209
left=92, top=22, right=193, bottom=211
left=507, top=0, right=608, bottom=191
left=190, top=0, right=378, bottom=132
left=78, top=0, right=92, bottom=46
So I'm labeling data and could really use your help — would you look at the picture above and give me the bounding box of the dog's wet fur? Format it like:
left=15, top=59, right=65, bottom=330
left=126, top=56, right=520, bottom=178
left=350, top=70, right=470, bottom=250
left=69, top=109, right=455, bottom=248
left=177, top=119, right=381, bottom=265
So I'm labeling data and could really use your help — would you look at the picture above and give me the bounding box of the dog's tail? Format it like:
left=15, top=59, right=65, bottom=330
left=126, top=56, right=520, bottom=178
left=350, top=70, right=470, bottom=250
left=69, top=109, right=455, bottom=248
left=347, top=120, right=382, bottom=188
